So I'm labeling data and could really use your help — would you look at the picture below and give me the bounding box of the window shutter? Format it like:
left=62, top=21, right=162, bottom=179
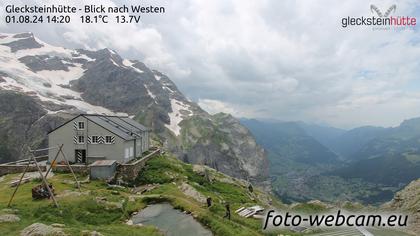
left=98, top=136, right=104, bottom=144
left=73, top=136, right=77, bottom=144
left=87, top=136, right=92, bottom=144
left=111, top=136, right=115, bottom=144
left=73, top=122, right=77, bottom=130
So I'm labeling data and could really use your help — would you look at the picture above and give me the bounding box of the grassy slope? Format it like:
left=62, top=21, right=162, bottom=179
left=0, top=155, right=300, bottom=236
left=133, top=155, right=299, bottom=236
left=0, top=172, right=161, bottom=236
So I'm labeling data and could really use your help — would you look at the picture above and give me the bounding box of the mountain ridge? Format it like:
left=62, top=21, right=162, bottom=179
left=241, top=118, right=420, bottom=204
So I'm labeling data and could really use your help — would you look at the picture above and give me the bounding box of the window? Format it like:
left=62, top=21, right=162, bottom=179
left=91, top=135, right=99, bottom=144
left=77, top=121, right=85, bottom=130
left=129, top=147, right=134, bottom=157
left=77, top=136, right=85, bottom=144
left=105, top=136, right=113, bottom=144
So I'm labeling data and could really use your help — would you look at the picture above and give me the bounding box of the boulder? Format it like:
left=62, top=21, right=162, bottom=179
left=81, top=230, right=104, bottom=236
left=20, top=223, right=66, bottom=236
left=0, top=214, right=20, bottom=223
left=95, top=197, right=123, bottom=210
left=126, top=219, right=133, bottom=225
left=178, top=182, right=206, bottom=204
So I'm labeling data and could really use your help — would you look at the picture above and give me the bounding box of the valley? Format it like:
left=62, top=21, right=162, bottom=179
left=241, top=118, right=420, bottom=205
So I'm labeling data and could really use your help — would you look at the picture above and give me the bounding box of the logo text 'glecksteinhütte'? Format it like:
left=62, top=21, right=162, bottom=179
left=341, top=4, right=417, bottom=29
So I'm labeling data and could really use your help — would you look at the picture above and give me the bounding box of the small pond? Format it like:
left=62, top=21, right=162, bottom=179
left=131, top=203, right=213, bottom=236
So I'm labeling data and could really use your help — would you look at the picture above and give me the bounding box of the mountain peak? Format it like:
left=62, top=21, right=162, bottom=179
left=1, top=32, right=43, bottom=52
left=12, top=32, right=34, bottom=39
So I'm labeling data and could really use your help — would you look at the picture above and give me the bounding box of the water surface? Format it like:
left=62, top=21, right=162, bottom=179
left=132, top=203, right=213, bottom=236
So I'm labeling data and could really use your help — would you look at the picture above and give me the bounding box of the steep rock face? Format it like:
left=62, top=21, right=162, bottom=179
left=0, top=32, right=268, bottom=186
left=383, top=179, right=420, bottom=235
left=180, top=114, right=269, bottom=184
left=0, top=91, right=65, bottom=161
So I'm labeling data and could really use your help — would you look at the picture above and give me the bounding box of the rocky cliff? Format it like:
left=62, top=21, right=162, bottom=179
left=383, top=179, right=420, bottom=235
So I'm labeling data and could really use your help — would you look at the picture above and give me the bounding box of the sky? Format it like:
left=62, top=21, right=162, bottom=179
left=1, top=0, right=420, bottom=129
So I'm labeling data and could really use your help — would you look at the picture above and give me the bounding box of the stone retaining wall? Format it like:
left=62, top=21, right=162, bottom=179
left=0, top=165, right=47, bottom=176
left=117, top=149, right=161, bottom=182
left=52, top=165, right=89, bottom=175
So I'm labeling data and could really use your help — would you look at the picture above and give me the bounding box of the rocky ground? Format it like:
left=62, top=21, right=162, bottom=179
left=382, top=178, right=420, bottom=235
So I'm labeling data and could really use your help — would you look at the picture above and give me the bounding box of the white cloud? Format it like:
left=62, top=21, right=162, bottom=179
left=198, top=99, right=263, bottom=118
left=198, top=99, right=236, bottom=115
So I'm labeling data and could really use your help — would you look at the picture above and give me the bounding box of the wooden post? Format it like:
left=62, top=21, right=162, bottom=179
left=28, top=148, right=59, bottom=208
left=7, top=144, right=82, bottom=209
left=44, top=145, right=62, bottom=178
left=7, top=161, right=30, bottom=207
left=59, top=148, right=81, bottom=192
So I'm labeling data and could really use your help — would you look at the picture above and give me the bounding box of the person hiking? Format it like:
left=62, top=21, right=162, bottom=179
left=206, top=197, right=212, bottom=207
left=248, top=184, right=253, bottom=193
left=223, top=202, right=231, bottom=220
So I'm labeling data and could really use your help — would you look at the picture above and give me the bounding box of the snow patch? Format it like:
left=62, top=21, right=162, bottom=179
left=0, top=73, right=122, bottom=116
left=62, top=99, right=127, bottom=115
left=165, top=98, right=194, bottom=136
left=154, top=75, right=161, bottom=81
left=73, top=53, right=95, bottom=62
left=0, top=33, right=21, bottom=44
left=37, top=64, right=84, bottom=85
left=122, top=59, right=134, bottom=67
left=0, top=34, right=72, bottom=58
left=110, top=58, right=121, bottom=67
left=17, top=37, right=73, bottom=58
left=132, top=67, right=144, bottom=74
left=0, top=35, right=127, bottom=117
left=0, top=44, right=82, bottom=101
left=108, top=49, right=117, bottom=55
left=144, top=84, right=156, bottom=101
left=162, top=85, right=175, bottom=93
left=161, top=81, right=176, bottom=94
left=123, top=59, right=143, bottom=74
left=0, top=75, right=34, bottom=94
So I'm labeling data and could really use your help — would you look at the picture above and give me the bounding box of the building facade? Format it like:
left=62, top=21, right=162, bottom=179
left=48, top=114, right=150, bottom=164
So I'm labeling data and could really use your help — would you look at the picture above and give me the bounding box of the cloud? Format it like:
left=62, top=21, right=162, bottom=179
left=1, top=0, right=420, bottom=128
left=198, top=99, right=237, bottom=115
left=198, top=99, right=264, bottom=118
